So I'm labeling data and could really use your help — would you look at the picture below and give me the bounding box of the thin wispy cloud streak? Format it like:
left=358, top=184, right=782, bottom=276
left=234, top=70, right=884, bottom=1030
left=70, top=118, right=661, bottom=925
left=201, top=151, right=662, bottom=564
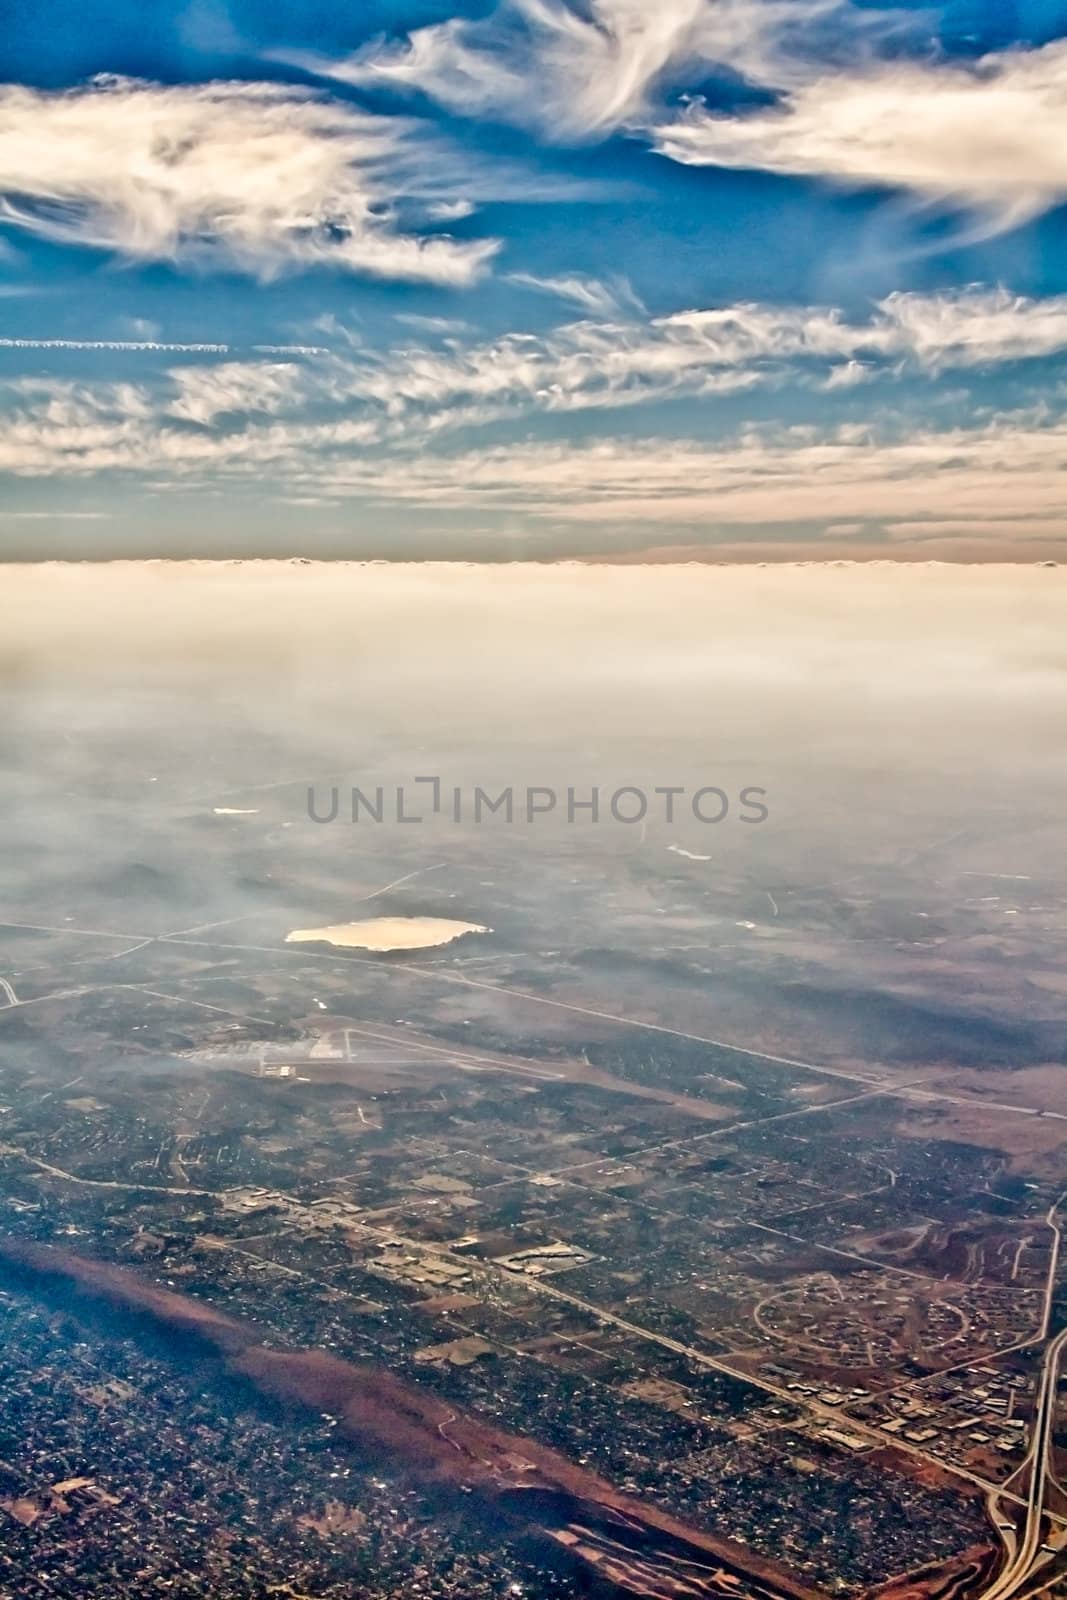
left=506, top=272, right=646, bottom=318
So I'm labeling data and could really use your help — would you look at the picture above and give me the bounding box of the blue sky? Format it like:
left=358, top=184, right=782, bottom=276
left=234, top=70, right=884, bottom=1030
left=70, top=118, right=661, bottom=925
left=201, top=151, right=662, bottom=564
left=2, top=0, right=1067, bottom=559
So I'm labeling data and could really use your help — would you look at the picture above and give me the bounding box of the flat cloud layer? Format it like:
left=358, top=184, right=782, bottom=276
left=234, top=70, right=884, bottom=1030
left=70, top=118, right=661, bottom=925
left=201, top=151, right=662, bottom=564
left=307, top=421, right=1067, bottom=530
left=2, top=563, right=1064, bottom=989
left=0, top=77, right=498, bottom=283
left=3, top=563, right=1065, bottom=769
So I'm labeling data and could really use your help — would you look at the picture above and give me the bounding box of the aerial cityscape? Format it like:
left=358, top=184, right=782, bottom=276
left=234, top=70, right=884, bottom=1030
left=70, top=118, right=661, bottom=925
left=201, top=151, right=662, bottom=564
left=2, top=0, right=1067, bottom=1597
left=0, top=561, right=1065, bottom=1598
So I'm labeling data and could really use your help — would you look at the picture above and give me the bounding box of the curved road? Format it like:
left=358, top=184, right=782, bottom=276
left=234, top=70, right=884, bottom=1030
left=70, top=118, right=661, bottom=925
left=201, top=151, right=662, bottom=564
left=980, top=1196, right=1066, bottom=1600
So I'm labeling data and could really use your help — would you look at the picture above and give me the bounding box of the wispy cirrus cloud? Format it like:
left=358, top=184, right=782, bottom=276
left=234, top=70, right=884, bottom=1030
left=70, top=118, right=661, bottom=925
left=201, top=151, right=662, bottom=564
left=293, top=0, right=707, bottom=141
left=0, top=76, right=502, bottom=284
left=300, top=416, right=1067, bottom=536
left=5, top=357, right=1067, bottom=535
left=294, top=1, right=1067, bottom=244
left=292, top=0, right=846, bottom=142
left=164, top=362, right=308, bottom=425
left=187, top=287, right=1067, bottom=431
left=507, top=271, right=645, bottom=317
left=4, top=339, right=1067, bottom=545
left=5, top=287, right=1067, bottom=466
left=5, top=289, right=1067, bottom=550
left=653, top=39, right=1067, bottom=239
left=885, top=519, right=1067, bottom=543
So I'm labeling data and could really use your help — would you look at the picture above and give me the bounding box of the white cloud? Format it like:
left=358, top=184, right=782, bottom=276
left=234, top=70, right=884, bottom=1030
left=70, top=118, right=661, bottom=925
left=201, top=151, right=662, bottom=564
left=281, top=4, right=1066, bottom=240
left=821, top=360, right=873, bottom=390
left=254, top=287, right=1067, bottom=429
left=876, top=287, right=1067, bottom=367
left=7, top=281, right=1067, bottom=554
left=6, top=286, right=1067, bottom=478
left=299, top=0, right=844, bottom=142
left=393, top=313, right=474, bottom=335
left=303, top=415, right=1067, bottom=532
left=301, top=0, right=706, bottom=140
left=507, top=271, right=645, bottom=317
left=653, top=39, right=1067, bottom=238
left=165, top=362, right=305, bottom=425
left=5, top=356, right=1067, bottom=543
left=1, top=509, right=109, bottom=519
left=0, top=76, right=499, bottom=284
left=885, top=520, right=1067, bottom=543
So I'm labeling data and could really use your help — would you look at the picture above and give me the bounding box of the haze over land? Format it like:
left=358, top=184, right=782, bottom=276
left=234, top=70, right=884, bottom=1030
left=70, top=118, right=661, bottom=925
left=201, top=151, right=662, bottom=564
left=2, top=560, right=1066, bottom=1599
left=4, top=558, right=1066, bottom=1050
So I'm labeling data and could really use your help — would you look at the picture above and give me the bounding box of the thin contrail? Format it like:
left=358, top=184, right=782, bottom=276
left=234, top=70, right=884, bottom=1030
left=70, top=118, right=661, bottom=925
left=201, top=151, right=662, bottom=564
left=0, top=338, right=329, bottom=355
